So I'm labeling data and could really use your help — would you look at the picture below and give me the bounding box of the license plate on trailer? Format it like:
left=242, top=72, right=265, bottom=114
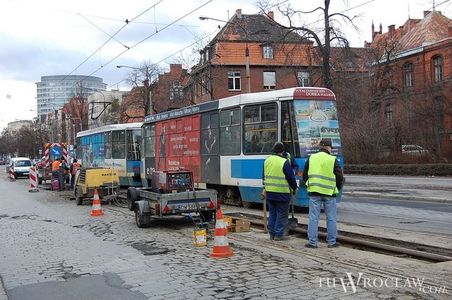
left=174, top=203, right=207, bottom=211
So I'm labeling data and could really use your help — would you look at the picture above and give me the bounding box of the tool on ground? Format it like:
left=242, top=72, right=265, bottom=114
left=288, top=194, right=298, bottom=230
left=209, top=206, right=233, bottom=258
left=90, top=188, right=104, bottom=216
left=261, top=189, right=268, bottom=233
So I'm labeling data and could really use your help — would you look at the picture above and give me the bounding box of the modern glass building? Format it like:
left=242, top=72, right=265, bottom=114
left=36, top=75, right=106, bottom=120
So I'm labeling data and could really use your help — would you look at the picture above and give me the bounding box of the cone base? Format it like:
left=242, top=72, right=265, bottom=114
left=209, top=247, right=233, bottom=258
left=90, top=210, right=104, bottom=216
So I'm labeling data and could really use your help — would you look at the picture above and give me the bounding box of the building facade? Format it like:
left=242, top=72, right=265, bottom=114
left=188, top=9, right=321, bottom=104
left=36, top=75, right=106, bottom=122
left=367, top=10, right=451, bottom=159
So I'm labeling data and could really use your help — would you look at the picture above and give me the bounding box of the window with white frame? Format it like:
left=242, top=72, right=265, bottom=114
left=263, top=44, right=273, bottom=59
left=385, top=103, right=393, bottom=125
left=433, top=56, right=443, bottom=82
left=228, top=71, right=241, bottom=91
left=263, top=71, right=276, bottom=90
left=169, top=80, right=184, bottom=101
left=403, top=63, right=413, bottom=88
left=297, top=71, right=310, bottom=87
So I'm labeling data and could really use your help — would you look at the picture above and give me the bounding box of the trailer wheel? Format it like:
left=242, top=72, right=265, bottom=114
left=127, top=187, right=139, bottom=211
left=199, top=211, right=214, bottom=223
left=135, top=207, right=150, bottom=228
left=75, top=187, right=83, bottom=205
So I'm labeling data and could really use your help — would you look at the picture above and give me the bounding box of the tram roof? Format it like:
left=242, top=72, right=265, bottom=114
left=76, top=122, right=143, bottom=138
left=143, top=87, right=334, bottom=124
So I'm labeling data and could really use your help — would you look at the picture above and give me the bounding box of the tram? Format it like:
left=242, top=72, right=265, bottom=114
left=76, top=123, right=142, bottom=187
left=141, top=87, right=343, bottom=207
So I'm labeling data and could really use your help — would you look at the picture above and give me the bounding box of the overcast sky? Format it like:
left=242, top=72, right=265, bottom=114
left=0, top=0, right=450, bottom=130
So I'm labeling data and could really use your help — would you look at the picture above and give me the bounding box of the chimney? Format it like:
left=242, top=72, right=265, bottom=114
left=236, top=9, right=242, bottom=19
left=267, top=11, right=274, bottom=20
left=388, top=24, right=395, bottom=37
left=423, top=10, right=431, bottom=17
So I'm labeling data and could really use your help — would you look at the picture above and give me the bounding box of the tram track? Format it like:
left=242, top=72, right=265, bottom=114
left=226, top=212, right=452, bottom=263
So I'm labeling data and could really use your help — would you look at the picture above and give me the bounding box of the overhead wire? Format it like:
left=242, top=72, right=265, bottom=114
left=83, top=0, right=215, bottom=79
left=61, top=0, right=165, bottom=82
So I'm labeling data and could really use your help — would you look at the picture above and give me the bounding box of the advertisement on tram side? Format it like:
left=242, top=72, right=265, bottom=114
left=294, top=99, right=342, bottom=157
left=153, top=115, right=202, bottom=182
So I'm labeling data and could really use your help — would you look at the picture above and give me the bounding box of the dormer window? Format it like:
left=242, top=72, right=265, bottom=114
left=262, top=44, right=273, bottom=59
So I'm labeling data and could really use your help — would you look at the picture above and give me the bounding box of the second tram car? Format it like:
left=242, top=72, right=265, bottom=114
left=141, top=87, right=343, bottom=207
left=76, top=123, right=142, bottom=187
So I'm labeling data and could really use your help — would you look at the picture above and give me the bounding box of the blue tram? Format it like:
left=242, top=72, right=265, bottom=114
left=76, top=123, right=142, bottom=187
left=141, top=87, right=343, bottom=207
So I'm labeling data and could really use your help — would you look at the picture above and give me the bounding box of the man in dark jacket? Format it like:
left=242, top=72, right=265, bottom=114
left=303, top=138, right=344, bottom=248
left=263, top=142, right=298, bottom=241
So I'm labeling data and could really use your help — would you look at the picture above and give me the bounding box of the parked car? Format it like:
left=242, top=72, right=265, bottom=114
left=10, top=157, right=32, bottom=178
left=402, top=145, right=429, bottom=155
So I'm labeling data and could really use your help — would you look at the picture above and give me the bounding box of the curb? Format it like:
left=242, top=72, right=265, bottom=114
left=343, top=191, right=451, bottom=204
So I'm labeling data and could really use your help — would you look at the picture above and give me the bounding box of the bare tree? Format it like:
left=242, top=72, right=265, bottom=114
left=268, top=0, right=358, bottom=90
left=121, top=60, right=162, bottom=118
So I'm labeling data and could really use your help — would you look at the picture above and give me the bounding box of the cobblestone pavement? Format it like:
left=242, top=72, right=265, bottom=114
left=0, top=177, right=450, bottom=299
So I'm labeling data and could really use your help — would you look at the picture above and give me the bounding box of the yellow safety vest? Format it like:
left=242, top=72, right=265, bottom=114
left=264, top=155, right=290, bottom=193
left=307, top=152, right=338, bottom=196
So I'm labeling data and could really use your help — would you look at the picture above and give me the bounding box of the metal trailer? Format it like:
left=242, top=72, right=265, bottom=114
left=128, top=187, right=217, bottom=228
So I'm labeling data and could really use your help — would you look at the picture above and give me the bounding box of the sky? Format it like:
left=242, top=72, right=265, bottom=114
left=0, top=0, right=450, bottom=131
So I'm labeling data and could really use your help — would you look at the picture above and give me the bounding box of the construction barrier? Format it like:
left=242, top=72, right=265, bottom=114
left=28, top=166, right=39, bottom=193
left=90, top=188, right=104, bottom=216
left=9, top=167, right=15, bottom=181
left=209, top=207, right=233, bottom=258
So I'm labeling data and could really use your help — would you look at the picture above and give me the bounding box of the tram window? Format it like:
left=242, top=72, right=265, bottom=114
left=127, top=129, right=141, bottom=160
left=281, top=101, right=301, bottom=158
left=112, top=130, right=125, bottom=159
left=104, top=132, right=112, bottom=159
left=243, top=103, right=277, bottom=154
left=220, top=108, right=241, bottom=155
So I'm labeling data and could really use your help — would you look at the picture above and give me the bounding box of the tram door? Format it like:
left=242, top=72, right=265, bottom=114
left=200, top=112, right=220, bottom=184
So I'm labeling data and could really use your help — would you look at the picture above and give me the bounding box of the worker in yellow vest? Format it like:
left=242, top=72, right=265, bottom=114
left=303, top=138, right=344, bottom=248
left=263, top=142, right=298, bottom=241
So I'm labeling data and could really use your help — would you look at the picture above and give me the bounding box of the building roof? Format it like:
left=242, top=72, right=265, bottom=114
left=370, top=11, right=451, bottom=51
left=211, top=10, right=308, bottom=44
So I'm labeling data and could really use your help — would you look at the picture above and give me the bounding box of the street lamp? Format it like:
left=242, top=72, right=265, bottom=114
left=199, top=16, right=251, bottom=93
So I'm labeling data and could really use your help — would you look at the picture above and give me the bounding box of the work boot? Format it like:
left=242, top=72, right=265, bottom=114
left=274, top=236, right=290, bottom=241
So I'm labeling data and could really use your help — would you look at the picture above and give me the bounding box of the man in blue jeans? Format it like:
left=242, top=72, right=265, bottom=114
left=263, top=142, right=298, bottom=241
left=302, top=138, right=344, bottom=248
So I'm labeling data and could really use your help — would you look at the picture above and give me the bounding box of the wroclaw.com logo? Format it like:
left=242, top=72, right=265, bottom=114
left=319, top=272, right=449, bottom=294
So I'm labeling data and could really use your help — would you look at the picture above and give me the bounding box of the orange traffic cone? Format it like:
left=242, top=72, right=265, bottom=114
left=209, top=206, right=233, bottom=258
left=90, top=188, right=104, bottom=216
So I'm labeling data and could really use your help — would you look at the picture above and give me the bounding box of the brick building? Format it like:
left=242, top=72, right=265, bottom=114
left=151, top=64, right=190, bottom=113
left=188, top=9, right=321, bottom=103
left=366, top=10, right=451, bottom=159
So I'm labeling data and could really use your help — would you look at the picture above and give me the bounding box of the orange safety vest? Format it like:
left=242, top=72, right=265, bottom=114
left=71, top=162, right=81, bottom=175
left=52, top=160, right=61, bottom=171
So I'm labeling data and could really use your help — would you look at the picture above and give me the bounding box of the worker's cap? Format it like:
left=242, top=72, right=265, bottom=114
left=319, top=138, right=332, bottom=147
left=272, top=142, right=285, bottom=153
